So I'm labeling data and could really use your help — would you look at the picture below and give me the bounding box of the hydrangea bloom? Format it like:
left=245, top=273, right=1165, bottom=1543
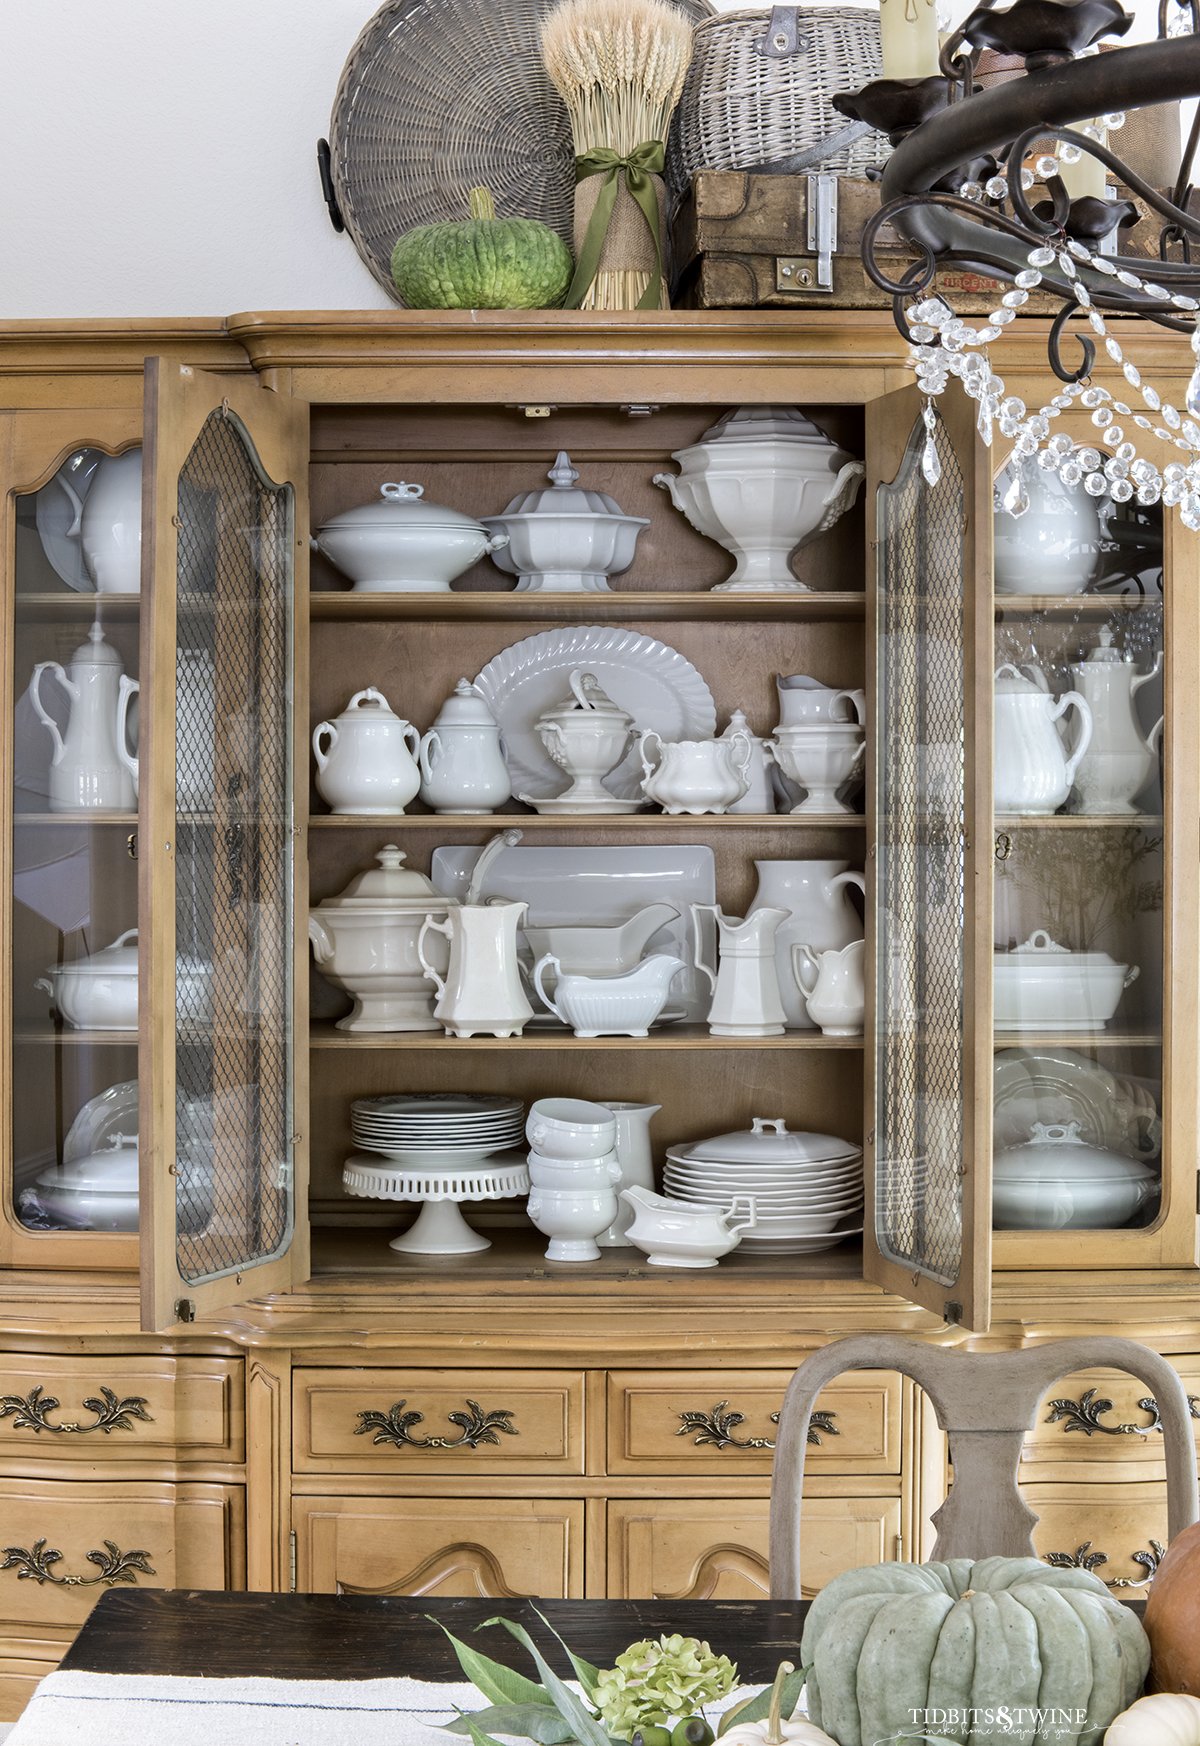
left=595, top=1636, right=738, bottom=1736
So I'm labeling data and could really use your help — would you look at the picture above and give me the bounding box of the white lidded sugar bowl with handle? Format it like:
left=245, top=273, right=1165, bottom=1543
left=312, top=687, right=422, bottom=815
left=993, top=663, right=1093, bottom=816
left=418, top=679, right=511, bottom=814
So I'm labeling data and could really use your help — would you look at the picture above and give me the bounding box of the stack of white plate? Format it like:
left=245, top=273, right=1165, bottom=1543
left=664, top=1117, right=863, bottom=1255
left=350, top=1094, right=525, bottom=1168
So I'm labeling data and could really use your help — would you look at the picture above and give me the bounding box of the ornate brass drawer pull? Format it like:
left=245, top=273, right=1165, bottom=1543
left=1045, top=1387, right=1200, bottom=1438
left=0, top=1385, right=153, bottom=1436
left=0, top=1538, right=155, bottom=1587
left=1044, top=1540, right=1165, bottom=1589
left=675, top=1401, right=839, bottom=1451
left=354, top=1399, right=518, bottom=1451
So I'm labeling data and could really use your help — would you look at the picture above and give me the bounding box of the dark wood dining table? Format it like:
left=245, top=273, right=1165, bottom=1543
left=62, top=1591, right=811, bottom=1685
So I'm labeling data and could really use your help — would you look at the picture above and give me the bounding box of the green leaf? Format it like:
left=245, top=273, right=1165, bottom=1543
left=529, top=1604, right=602, bottom=1701
left=715, top=1667, right=810, bottom=1737
left=426, top=1617, right=551, bottom=1709
left=441, top=1704, right=576, bottom=1744
left=458, top=1713, right=512, bottom=1746
left=484, top=1616, right=612, bottom=1746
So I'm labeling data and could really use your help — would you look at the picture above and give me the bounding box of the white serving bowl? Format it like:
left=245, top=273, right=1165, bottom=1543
left=526, top=1182, right=619, bottom=1261
left=313, top=482, right=509, bottom=594
left=992, top=1120, right=1159, bottom=1229
left=526, top=1098, right=617, bottom=1160
left=527, top=1152, right=622, bottom=1191
left=35, top=927, right=139, bottom=1031
left=993, top=932, right=1138, bottom=1031
left=481, top=451, right=649, bottom=594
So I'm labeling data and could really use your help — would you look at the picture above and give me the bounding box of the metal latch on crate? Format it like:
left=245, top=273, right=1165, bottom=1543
left=775, top=174, right=838, bottom=294
left=756, top=6, right=812, bottom=56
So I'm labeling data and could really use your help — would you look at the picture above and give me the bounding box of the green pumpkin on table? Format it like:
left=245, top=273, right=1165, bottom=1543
left=391, top=186, right=573, bottom=310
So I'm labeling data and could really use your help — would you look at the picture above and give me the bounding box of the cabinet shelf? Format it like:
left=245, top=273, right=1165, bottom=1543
left=994, top=594, right=1162, bottom=617
left=309, top=591, right=867, bottom=624
left=307, top=812, right=866, bottom=831
left=309, top=1022, right=863, bottom=1051
left=14, top=592, right=140, bottom=621
left=13, top=811, right=137, bottom=827
left=14, top=1028, right=137, bottom=1047
left=994, top=814, right=1164, bottom=830
left=993, top=1031, right=1161, bottom=1049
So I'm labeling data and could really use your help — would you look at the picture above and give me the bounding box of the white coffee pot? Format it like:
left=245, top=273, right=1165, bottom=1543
left=312, top=687, right=422, bottom=815
left=419, top=900, right=534, bottom=1038
left=638, top=728, right=751, bottom=815
left=30, top=621, right=139, bottom=812
left=994, top=663, right=1093, bottom=816
left=692, top=904, right=789, bottom=1037
left=53, top=448, right=143, bottom=594
left=793, top=939, right=866, bottom=1036
left=1067, top=629, right=1164, bottom=816
left=418, top=679, right=511, bottom=814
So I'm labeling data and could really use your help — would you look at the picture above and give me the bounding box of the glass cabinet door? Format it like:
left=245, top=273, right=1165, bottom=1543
left=864, top=386, right=994, bottom=1330
left=140, top=361, right=310, bottom=1330
left=4, top=427, right=143, bottom=1271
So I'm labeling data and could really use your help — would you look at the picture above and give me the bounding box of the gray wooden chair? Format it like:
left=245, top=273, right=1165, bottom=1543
left=769, top=1333, right=1200, bottom=1597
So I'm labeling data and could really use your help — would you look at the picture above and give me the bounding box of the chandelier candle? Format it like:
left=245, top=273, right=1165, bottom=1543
left=879, top=0, right=941, bottom=81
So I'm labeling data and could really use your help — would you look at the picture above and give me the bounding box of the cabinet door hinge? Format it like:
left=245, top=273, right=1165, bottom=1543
left=288, top=1529, right=298, bottom=1593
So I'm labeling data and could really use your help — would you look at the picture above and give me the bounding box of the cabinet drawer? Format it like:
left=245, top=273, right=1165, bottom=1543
left=1023, top=1363, right=1200, bottom=1471
left=608, top=1370, right=902, bottom=1475
left=0, top=1354, right=244, bottom=1465
left=294, top=1496, right=584, bottom=1598
left=293, top=1368, right=584, bottom=1475
left=0, top=1475, right=244, bottom=1635
left=1029, top=1482, right=1168, bottom=1592
left=607, top=1495, right=902, bottom=1599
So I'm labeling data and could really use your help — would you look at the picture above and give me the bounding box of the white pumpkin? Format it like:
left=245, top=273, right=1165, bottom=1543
left=1106, top=1693, right=1200, bottom=1745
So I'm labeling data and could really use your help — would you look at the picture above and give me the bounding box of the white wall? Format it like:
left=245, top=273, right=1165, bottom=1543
left=0, top=0, right=1169, bottom=320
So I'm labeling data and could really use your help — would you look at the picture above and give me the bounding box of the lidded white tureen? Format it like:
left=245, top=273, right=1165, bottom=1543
left=653, top=405, right=865, bottom=594
left=992, top=1120, right=1159, bottom=1230
left=312, top=482, right=509, bottom=594
left=481, top=451, right=649, bottom=593
left=36, top=927, right=139, bottom=1032
left=527, top=670, right=638, bottom=809
left=308, top=846, right=457, bottom=1032
left=668, top=1117, right=861, bottom=1166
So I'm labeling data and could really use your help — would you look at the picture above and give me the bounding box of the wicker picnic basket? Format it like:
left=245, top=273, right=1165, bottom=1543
left=667, top=5, right=890, bottom=198
left=323, top=0, right=714, bottom=302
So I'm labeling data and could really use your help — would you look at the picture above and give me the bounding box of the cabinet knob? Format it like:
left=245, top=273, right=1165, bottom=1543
left=354, top=1399, right=518, bottom=1451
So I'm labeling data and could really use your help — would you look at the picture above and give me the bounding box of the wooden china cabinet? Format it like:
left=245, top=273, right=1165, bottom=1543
left=0, top=310, right=1196, bottom=1717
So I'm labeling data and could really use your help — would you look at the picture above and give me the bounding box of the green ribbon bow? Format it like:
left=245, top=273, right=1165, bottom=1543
left=564, top=141, right=666, bottom=311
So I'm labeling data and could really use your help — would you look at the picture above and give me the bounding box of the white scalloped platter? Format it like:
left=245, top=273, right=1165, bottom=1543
left=473, top=625, right=716, bottom=802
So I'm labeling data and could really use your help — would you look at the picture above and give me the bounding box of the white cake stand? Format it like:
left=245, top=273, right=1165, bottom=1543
left=342, top=1154, right=530, bottom=1254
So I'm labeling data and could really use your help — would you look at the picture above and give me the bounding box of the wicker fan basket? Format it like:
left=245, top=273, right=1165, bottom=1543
left=668, top=6, right=889, bottom=193
left=326, top=0, right=714, bottom=303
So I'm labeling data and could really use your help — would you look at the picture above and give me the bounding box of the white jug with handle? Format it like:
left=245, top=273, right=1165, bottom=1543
left=746, top=858, right=865, bottom=1028
left=793, top=939, right=866, bottom=1036
left=994, top=663, right=1092, bottom=816
left=692, top=904, right=789, bottom=1036
left=79, top=449, right=143, bottom=594
left=30, top=622, right=139, bottom=811
left=418, top=900, right=534, bottom=1038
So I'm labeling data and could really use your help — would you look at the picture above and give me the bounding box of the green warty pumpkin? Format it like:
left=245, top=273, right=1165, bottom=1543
left=799, top=1555, right=1150, bottom=1746
left=390, top=187, right=573, bottom=310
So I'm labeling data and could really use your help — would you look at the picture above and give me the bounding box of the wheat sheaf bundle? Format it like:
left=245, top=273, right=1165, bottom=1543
left=541, top=0, right=694, bottom=309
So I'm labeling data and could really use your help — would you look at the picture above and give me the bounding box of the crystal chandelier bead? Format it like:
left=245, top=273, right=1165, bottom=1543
left=1002, top=289, right=1029, bottom=308
left=1142, top=385, right=1162, bottom=411
left=1137, top=481, right=1162, bottom=505
left=1172, top=295, right=1199, bottom=311
left=1015, top=268, right=1043, bottom=288
left=1133, top=415, right=1153, bottom=430
left=1105, top=337, right=1125, bottom=363
left=1115, top=442, right=1136, bottom=462
left=1034, top=160, right=1059, bottom=182
left=1116, top=269, right=1144, bottom=289
left=1103, top=112, right=1126, bottom=130
left=1060, top=459, right=1084, bottom=485
left=1036, top=448, right=1059, bottom=469
left=1020, top=168, right=1036, bottom=189
left=1091, top=256, right=1117, bottom=275
left=1122, top=362, right=1142, bottom=387
left=960, top=180, right=985, bottom=201
left=1075, top=283, right=1092, bottom=308
left=1080, top=388, right=1106, bottom=408
left=1057, top=252, right=1079, bottom=278
left=1104, top=456, right=1129, bottom=479
left=1092, top=408, right=1114, bottom=427
left=1048, top=433, right=1073, bottom=457
left=991, top=308, right=1017, bottom=326
left=1130, top=458, right=1157, bottom=484
left=1028, top=244, right=1056, bottom=266
left=1066, top=240, right=1091, bottom=261
left=1077, top=447, right=1102, bottom=471
left=1002, top=467, right=1030, bottom=516
left=1110, top=478, right=1134, bottom=501
left=1083, top=471, right=1109, bottom=496
left=1144, top=283, right=1171, bottom=301
left=1000, top=396, right=1026, bottom=420
left=985, top=176, right=1009, bottom=200
left=1164, top=462, right=1187, bottom=484
left=1164, top=405, right=1183, bottom=429
left=909, top=324, right=936, bottom=344
left=1102, top=426, right=1125, bottom=447
left=1186, top=334, right=1200, bottom=421
left=1058, top=141, right=1082, bottom=164
left=1027, top=415, right=1051, bottom=439
left=976, top=324, right=1002, bottom=342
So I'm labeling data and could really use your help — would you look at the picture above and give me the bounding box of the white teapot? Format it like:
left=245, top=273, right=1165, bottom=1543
left=30, top=621, right=139, bottom=812
left=994, top=663, right=1093, bottom=816
left=1067, top=628, right=1164, bottom=816
left=638, top=729, right=751, bottom=815
left=419, top=679, right=510, bottom=815
left=312, top=687, right=422, bottom=815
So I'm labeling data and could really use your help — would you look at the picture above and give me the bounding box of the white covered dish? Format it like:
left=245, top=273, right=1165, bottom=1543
left=993, top=930, right=1138, bottom=1031
left=667, top=1116, right=861, bottom=1167
left=482, top=452, right=649, bottom=594
left=312, top=482, right=509, bottom=594
left=35, top=1134, right=139, bottom=1231
left=36, top=928, right=138, bottom=1032
left=993, top=1121, right=1159, bottom=1229
left=308, top=846, right=455, bottom=1032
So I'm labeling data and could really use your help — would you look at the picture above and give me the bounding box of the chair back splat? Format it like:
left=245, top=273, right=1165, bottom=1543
left=769, top=1333, right=1200, bottom=1598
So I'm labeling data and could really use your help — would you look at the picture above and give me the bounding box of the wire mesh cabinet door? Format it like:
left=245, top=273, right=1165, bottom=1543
left=863, top=386, right=993, bottom=1332
left=139, top=361, right=310, bottom=1332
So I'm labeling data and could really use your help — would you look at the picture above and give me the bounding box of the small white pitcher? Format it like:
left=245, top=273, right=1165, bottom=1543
left=793, top=940, right=866, bottom=1036
left=692, top=904, right=789, bottom=1037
